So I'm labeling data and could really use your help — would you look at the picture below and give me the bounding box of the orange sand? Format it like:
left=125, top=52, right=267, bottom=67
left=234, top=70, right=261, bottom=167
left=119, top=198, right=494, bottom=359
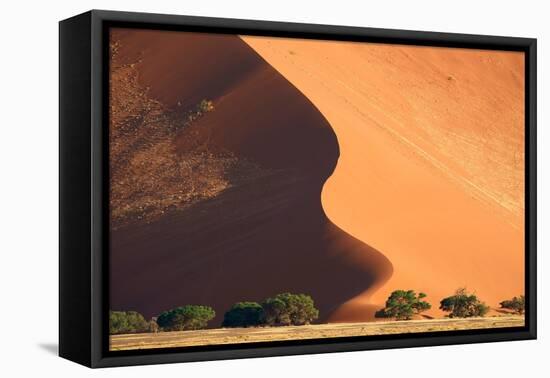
left=242, top=36, right=525, bottom=319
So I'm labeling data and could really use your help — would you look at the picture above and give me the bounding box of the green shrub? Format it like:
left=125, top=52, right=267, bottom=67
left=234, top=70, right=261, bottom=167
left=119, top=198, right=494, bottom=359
left=109, top=310, right=149, bottom=334
left=222, top=302, right=265, bottom=328
left=156, top=305, right=215, bottom=331
left=198, top=99, right=214, bottom=113
left=185, top=99, right=214, bottom=124
left=499, top=295, right=525, bottom=315
left=262, top=293, right=319, bottom=326
left=440, top=288, right=489, bottom=318
left=375, top=290, right=431, bottom=320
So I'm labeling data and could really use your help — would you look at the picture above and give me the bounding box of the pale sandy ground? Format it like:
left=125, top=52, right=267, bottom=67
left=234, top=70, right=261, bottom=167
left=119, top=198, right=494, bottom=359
left=110, top=316, right=524, bottom=350
left=242, top=36, right=525, bottom=319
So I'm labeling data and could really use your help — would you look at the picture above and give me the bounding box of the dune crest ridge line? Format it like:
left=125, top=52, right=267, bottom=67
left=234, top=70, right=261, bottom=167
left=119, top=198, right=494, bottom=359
left=241, top=35, right=525, bottom=318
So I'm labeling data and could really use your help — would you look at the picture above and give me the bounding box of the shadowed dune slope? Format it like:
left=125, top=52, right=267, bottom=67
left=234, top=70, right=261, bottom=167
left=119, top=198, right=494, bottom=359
left=242, top=36, right=525, bottom=319
left=110, top=29, right=392, bottom=324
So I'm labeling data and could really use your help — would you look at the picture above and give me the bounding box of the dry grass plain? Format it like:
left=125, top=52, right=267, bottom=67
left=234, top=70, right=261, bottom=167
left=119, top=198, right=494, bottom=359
left=110, top=316, right=524, bottom=351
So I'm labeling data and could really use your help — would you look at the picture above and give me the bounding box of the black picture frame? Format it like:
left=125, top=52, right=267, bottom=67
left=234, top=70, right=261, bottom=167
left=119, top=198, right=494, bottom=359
left=59, top=9, right=537, bottom=368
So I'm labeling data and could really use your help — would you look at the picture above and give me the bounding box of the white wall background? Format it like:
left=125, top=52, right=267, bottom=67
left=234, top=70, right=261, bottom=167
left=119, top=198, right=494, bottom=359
left=0, top=0, right=546, bottom=376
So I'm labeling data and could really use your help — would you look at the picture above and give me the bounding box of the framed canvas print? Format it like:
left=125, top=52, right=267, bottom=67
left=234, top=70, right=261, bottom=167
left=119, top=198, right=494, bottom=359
left=59, top=10, right=537, bottom=368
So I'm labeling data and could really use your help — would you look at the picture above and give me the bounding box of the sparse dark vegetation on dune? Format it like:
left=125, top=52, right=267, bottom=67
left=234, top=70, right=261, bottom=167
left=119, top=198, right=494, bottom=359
left=375, top=290, right=431, bottom=320
left=440, top=288, right=489, bottom=318
left=109, top=39, right=266, bottom=230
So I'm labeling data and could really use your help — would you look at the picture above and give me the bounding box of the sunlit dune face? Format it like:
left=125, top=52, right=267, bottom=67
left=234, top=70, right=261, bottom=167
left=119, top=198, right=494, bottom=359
left=242, top=36, right=525, bottom=315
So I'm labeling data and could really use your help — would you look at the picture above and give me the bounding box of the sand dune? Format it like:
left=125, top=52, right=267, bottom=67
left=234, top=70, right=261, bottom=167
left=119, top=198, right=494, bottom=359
left=110, top=29, right=392, bottom=324
left=242, top=36, right=525, bottom=319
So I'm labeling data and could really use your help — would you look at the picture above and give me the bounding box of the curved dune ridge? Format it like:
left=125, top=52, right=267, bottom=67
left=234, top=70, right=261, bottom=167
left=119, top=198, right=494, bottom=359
left=242, top=36, right=525, bottom=319
left=109, top=29, right=392, bottom=325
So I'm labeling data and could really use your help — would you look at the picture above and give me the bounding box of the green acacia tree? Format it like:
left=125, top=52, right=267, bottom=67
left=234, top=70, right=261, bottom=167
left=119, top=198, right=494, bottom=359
left=440, top=288, right=489, bottom=318
left=156, top=305, right=215, bottom=331
left=109, top=310, right=149, bottom=334
left=222, top=302, right=265, bottom=328
left=375, top=290, right=431, bottom=320
left=499, top=295, right=525, bottom=315
left=262, top=293, right=319, bottom=326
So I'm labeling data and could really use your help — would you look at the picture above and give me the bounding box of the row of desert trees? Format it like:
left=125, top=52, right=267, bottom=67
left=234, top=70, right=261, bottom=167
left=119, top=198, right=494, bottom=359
left=109, top=292, right=319, bottom=335
left=109, top=305, right=217, bottom=335
left=110, top=289, right=525, bottom=334
left=222, top=293, right=319, bottom=327
left=375, top=288, right=525, bottom=321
